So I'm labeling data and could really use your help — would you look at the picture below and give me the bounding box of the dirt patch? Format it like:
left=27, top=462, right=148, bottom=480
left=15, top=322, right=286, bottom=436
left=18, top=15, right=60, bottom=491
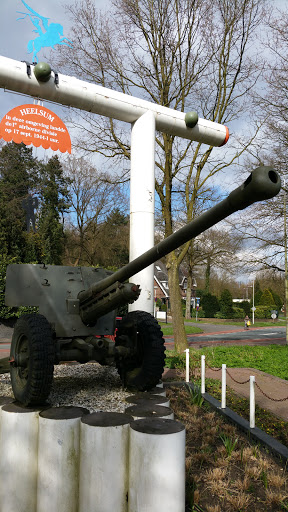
left=167, top=386, right=288, bottom=512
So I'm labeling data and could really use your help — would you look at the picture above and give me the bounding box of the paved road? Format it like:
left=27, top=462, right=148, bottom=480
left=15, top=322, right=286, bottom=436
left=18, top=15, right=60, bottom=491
left=165, top=326, right=287, bottom=348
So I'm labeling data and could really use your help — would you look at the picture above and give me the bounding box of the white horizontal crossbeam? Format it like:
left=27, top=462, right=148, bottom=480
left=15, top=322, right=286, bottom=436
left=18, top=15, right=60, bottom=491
left=0, top=56, right=228, bottom=147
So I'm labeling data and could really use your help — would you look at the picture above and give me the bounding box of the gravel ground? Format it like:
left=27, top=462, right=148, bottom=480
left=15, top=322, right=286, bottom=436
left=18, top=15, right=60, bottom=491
left=0, top=363, right=131, bottom=413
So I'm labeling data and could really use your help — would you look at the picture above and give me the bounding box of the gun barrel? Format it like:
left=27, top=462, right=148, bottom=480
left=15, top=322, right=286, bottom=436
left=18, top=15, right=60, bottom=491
left=78, top=166, right=280, bottom=304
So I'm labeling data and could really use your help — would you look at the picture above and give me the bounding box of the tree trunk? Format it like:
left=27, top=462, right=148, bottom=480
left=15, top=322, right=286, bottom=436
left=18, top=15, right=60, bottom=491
left=185, top=273, right=192, bottom=319
left=167, top=254, right=188, bottom=352
left=205, top=256, right=211, bottom=294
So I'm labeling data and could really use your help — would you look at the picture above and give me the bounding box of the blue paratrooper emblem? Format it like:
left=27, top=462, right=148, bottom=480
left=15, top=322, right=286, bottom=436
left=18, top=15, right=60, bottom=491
left=17, top=0, right=73, bottom=63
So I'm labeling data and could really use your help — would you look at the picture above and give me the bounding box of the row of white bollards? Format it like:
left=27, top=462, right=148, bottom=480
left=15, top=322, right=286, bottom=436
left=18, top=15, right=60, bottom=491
left=0, top=387, right=185, bottom=512
left=185, top=351, right=256, bottom=429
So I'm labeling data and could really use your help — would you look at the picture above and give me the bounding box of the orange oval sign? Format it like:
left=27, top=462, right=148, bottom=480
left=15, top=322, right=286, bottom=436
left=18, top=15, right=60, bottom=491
left=0, top=104, right=71, bottom=153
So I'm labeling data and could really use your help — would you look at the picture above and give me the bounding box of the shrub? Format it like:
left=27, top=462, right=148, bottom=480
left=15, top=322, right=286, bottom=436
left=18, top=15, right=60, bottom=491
left=201, top=293, right=220, bottom=318
left=254, top=306, right=272, bottom=319
left=191, top=307, right=205, bottom=318
left=237, top=300, right=251, bottom=316
left=259, top=288, right=275, bottom=308
left=219, top=289, right=233, bottom=318
left=231, top=307, right=245, bottom=319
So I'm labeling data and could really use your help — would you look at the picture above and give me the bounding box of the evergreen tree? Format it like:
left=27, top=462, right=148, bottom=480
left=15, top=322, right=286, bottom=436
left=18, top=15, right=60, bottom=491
left=201, top=293, right=220, bottom=318
left=38, top=156, right=71, bottom=265
left=259, top=288, right=275, bottom=309
left=219, top=289, right=234, bottom=319
left=0, top=142, right=39, bottom=259
left=238, top=300, right=251, bottom=316
left=254, top=289, right=263, bottom=306
left=269, top=289, right=282, bottom=311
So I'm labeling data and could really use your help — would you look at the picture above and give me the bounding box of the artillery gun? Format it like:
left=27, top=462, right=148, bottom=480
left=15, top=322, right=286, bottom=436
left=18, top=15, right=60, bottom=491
left=5, top=166, right=281, bottom=406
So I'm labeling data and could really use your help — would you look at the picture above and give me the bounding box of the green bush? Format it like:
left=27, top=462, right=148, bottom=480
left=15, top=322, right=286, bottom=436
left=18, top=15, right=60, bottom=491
left=231, top=307, right=245, bottom=319
left=259, top=288, right=275, bottom=308
left=215, top=307, right=244, bottom=319
left=237, top=300, right=251, bottom=316
left=191, top=307, right=205, bottom=318
left=201, top=293, right=220, bottom=318
left=254, top=306, right=272, bottom=319
left=219, top=289, right=233, bottom=318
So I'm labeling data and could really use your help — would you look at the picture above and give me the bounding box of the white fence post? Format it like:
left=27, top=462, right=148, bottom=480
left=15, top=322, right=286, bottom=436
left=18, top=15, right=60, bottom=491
left=185, top=349, right=190, bottom=383
left=201, top=355, right=205, bottom=394
left=250, top=376, right=255, bottom=428
left=221, top=364, right=226, bottom=409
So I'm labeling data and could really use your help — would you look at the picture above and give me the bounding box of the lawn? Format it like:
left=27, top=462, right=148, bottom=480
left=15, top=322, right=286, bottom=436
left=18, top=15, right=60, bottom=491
left=165, top=345, right=288, bottom=381
left=199, top=344, right=288, bottom=381
left=159, top=322, right=202, bottom=335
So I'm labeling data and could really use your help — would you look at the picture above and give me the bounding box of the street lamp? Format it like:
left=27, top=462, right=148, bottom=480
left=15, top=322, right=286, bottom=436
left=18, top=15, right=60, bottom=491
left=251, top=280, right=255, bottom=325
left=247, top=282, right=255, bottom=325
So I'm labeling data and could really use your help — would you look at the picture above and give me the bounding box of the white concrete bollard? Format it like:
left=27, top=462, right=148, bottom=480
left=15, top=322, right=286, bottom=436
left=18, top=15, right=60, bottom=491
left=79, top=412, right=133, bottom=512
left=125, top=403, right=174, bottom=420
left=129, top=418, right=186, bottom=512
left=37, top=406, right=89, bottom=512
left=0, top=403, right=42, bottom=512
left=125, top=393, right=170, bottom=407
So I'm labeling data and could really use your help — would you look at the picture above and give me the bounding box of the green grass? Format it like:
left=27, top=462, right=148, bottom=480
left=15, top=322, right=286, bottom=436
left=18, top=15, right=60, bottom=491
left=159, top=323, right=202, bottom=335
left=200, top=345, right=288, bottom=381
left=165, top=344, right=288, bottom=380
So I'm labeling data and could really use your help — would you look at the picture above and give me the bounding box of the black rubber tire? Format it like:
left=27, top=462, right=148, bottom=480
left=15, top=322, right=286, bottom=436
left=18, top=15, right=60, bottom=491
left=10, top=314, right=55, bottom=406
left=115, top=310, right=165, bottom=391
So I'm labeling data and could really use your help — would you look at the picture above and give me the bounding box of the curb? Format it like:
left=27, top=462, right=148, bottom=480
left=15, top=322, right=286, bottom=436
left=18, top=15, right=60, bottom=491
left=164, top=381, right=288, bottom=465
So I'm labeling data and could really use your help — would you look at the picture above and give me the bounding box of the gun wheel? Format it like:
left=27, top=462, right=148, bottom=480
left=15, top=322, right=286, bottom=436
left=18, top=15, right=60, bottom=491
left=115, top=310, right=165, bottom=391
left=10, top=314, right=55, bottom=406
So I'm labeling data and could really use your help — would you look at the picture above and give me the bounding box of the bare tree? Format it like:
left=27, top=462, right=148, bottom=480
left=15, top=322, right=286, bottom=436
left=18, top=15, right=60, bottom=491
left=183, top=225, right=243, bottom=317
left=56, top=0, right=268, bottom=351
left=63, top=156, right=128, bottom=266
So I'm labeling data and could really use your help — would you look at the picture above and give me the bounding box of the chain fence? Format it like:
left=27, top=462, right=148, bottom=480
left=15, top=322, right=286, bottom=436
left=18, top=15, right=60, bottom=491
left=204, top=358, right=288, bottom=402
left=200, top=354, right=288, bottom=402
